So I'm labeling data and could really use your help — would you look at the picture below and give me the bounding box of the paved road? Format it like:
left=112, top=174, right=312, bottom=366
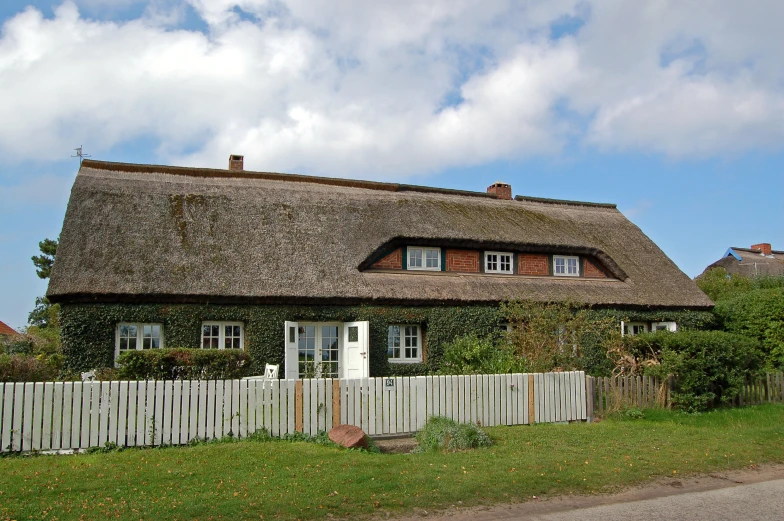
left=515, top=479, right=784, bottom=521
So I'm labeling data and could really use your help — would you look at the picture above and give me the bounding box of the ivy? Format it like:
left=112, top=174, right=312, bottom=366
left=59, top=303, right=714, bottom=375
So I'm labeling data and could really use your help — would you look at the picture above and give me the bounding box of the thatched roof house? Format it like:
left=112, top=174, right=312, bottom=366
left=702, top=244, right=784, bottom=278
left=49, top=158, right=712, bottom=376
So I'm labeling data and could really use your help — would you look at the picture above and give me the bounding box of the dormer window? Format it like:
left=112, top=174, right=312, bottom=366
left=554, top=255, right=579, bottom=277
left=408, top=247, right=441, bottom=271
left=485, top=252, right=513, bottom=274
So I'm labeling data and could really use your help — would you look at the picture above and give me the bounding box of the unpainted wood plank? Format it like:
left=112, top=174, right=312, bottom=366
left=332, top=380, right=341, bottom=430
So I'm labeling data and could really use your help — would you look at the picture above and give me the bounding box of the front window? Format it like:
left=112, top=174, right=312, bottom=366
left=554, top=255, right=579, bottom=276
left=407, top=247, right=441, bottom=271
left=388, top=325, right=422, bottom=363
left=116, top=323, right=163, bottom=359
left=623, top=322, right=648, bottom=336
left=485, top=252, right=513, bottom=274
left=652, top=321, right=677, bottom=332
left=201, top=322, right=244, bottom=349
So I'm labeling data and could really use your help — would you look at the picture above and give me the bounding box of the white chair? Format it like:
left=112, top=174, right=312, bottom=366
left=242, top=363, right=279, bottom=380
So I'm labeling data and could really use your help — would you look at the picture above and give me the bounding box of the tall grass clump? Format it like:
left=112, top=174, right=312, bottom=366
left=414, top=416, right=492, bottom=452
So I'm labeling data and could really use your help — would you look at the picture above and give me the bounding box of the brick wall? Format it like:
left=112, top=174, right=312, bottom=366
left=372, top=248, right=403, bottom=269
left=583, top=258, right=608, bottom=278
left=446, top=249, right=480, bottom=272
left=752, top=243, right=772, bottom=255
left=518, top=254, right=549, bottom=276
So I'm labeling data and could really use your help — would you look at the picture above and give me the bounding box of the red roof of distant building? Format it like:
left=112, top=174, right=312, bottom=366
left=0, top=320, right=18, bottom=336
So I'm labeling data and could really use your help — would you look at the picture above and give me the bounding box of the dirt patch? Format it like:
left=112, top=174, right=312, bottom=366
left=389, top=464, right=784, bottom=520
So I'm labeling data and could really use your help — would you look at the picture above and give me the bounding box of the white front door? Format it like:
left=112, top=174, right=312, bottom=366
left=283, top=321, right=369, bottom=379
left=343, top=321, right=369, bottom=379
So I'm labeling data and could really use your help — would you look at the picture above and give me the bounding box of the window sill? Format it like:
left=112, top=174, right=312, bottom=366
left=388, top=359, right=423, bottom=364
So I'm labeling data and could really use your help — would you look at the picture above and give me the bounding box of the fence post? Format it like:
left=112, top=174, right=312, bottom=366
left=586, top=377, right=594, bottom=422
left=295, top=380, right=303, bottom=433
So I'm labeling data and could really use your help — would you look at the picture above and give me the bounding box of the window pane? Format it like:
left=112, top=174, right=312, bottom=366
left=202, top=338, right=210, bottom=348
left=120, top=338, right=128, bottom=350
left=203, top=325, right=211, bottom=336
left=410, top=249, right=422, bottom=267
left=143, top=325, right=152, bottom=338
left=119, top=325, right=129, bottom=336
left=128, top=337, right=137, bottom=350
left=143, top=338, right=151, bottom=349
left=348, top=326, right=358, bottom=343
left=211, top=338, right=218, bottom=348
left=128, top=325, right=137, bottom=337
left=426, top=249, right=439, bottom=268
left=211, top=325, right=219, bottom=336
left=152, top=337, right=160, bottom=349
left=233, top=326, right=241, bottom=336
left=150, top=325, right=161, bottom=337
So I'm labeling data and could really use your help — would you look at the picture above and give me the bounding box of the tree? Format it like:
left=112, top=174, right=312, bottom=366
left=31, top=238, right=58, bottom=280
left=27, top=238, right=60, bottom=330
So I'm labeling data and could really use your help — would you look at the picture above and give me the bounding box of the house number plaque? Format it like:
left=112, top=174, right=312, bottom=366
left=384, top=378, right=395, bottom=389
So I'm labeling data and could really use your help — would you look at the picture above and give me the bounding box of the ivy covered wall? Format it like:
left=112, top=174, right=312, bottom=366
left=59, top=302, right=715, bottom=375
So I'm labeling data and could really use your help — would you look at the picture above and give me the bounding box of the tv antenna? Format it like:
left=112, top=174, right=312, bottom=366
left=71, top=145, right=91, bottom=164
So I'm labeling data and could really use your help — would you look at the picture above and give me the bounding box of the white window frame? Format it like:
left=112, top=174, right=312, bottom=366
left=485, top=251, right=513, bottom=274
left=407, top=247, right=441, bottom=271
left=652, top=321, right=677, bottom=332
left=115, top=323, right=164, bottom=360
left=623, top=321, right=649, bottom=336
left=553, top=255, right=580, bottom=277
left=201, top=321, right=245, bottom=350
left=387, top=324, right=422, bottom=363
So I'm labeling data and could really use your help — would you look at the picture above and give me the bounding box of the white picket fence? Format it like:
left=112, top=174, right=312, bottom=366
left=0, top=371, right=587, bottom=453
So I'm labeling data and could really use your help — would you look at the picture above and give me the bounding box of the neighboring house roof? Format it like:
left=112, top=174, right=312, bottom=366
left=704, top=245, right=784, bottom=278
left=0, top=320, right=18, bottom=337
left=47, top=159, right=713, bottom=310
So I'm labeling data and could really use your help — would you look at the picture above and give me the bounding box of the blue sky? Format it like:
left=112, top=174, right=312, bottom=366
left=1, top=0, right=783, bottom=330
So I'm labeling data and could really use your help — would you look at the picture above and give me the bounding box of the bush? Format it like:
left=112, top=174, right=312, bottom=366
left=414, top=416, right=492, bottom=452
left=438, top=334, right=521, bottom=375
left=632, top=331, right=763, bottom=412
left=696, top=267, right=784, bottom=303
left=117, top=348, right=253, bottom=380
left=0, top=354, right=62, bottom=382
left=713, top=288, right=784, bottom=370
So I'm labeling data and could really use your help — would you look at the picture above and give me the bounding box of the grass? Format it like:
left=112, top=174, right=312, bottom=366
left=2, top=405, right=784, bottom=520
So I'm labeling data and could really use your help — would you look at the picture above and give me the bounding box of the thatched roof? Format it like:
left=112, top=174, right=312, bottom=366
left=48, top=160, right=712, bottom=309
left=704, top=247, right=784, bottom=277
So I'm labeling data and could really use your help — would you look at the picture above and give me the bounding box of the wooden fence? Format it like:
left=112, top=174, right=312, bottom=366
left=587, top=372, right=784, bottom=415
left=0, top=372, right=587, bottom=453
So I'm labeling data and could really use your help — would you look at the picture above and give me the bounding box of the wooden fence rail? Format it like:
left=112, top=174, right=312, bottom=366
left=0, top=371, right=587, bottom=453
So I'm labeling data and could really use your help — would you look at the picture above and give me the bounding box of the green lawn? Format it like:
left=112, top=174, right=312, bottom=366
left=2, top=405, right=784, bottom=520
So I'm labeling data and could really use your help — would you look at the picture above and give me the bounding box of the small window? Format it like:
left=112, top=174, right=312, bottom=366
left=407, top=247, right=441, bottom=271
left=485, top=252, right=513, bottom=274
left=623, top=322, right=648, bottom=336
left=652, top=321, right=677, bottom=332
left=201, top=322, right=244, bottom=349
left=554, top=255, right=579, bottom=277
left=388, top=325, right=422, bottom=363
left=116, top=323, right=163, bottom=359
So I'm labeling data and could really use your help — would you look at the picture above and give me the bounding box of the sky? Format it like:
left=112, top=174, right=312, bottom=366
left=0, top=0, right=782, bottom=330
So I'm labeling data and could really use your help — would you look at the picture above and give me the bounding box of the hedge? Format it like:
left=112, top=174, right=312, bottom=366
left=59, top=302, right=714, bottom=376
left=116, top=348, right=252, bottom=380
left=630, top=330, right=763, bottom=412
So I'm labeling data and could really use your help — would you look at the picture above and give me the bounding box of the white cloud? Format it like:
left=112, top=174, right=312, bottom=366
left=0, top=0, right=783, bottom=178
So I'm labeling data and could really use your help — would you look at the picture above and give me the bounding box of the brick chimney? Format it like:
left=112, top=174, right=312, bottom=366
left=487, top=181, right=512, bottom=200
left=229, top=154, right=244, bottom=171
left=752, top=243, right=772, bottom=255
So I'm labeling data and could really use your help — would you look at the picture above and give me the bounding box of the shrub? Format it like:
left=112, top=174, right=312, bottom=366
left=695, top=267, right=784, bottom=303
left=414, top=416, right=491, bottom=452
left=0, top=354, right=62, bottom=382
left=502, top=300, right=623, bottom=374
left=438, top=334, right=521, bottom=375
left=713, top=288, right=784, bottom=370
left=117, top=348, right=253, bottom=380
left=633, top=331, right=763, bottom=412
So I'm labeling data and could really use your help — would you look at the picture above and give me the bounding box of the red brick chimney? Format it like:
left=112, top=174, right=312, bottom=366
left=752, top=243, right=772, bottom=255
left=229, top=154, right=244, bottom=171
left=487, top=181, right=512, bottom=200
